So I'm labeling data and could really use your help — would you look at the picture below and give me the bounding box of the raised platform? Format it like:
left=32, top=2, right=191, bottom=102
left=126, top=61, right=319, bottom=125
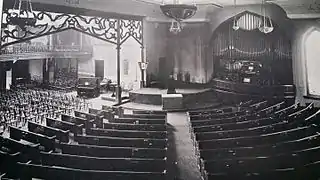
left=129, top=88, right=218, bottom=110
left=212, top=78, right=296, bottom=104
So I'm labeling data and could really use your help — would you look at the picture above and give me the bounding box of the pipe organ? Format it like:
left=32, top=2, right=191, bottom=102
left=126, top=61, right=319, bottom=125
left=211, top=12, right=292, bottom=86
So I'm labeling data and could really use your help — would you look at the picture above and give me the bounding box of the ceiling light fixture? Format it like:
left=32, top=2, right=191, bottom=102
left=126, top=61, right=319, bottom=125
left=7, top=0, right=36, bottom=31
left=232, top=0, right=239, bottom=31
left=258, top=0, right=274, bottom=34
left=160, top=0, right=197, bottom=34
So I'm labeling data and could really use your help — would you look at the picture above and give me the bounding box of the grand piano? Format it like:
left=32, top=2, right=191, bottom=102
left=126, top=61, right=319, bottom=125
left=77, top=77, right=101, bottom=97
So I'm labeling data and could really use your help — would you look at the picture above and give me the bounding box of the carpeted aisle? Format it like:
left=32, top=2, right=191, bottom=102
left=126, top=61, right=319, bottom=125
left=166, top=112, right=202, bottom=180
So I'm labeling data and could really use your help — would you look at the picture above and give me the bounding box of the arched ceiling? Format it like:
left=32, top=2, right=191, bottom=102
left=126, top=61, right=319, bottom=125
left=8, top=0, right=320, bottom=20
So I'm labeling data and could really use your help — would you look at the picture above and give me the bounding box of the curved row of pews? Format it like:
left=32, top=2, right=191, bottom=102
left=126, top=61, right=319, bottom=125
left=0, top=92, right=168, bottom=180
left=188, top=100, right=320, bottom=180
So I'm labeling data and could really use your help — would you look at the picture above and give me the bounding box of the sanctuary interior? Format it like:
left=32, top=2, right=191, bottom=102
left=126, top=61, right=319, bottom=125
left=0, top=0, right=320, bottom=179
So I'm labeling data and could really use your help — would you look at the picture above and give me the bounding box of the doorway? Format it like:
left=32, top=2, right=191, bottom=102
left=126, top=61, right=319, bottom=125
left=95, top=60, right=104, bottom=79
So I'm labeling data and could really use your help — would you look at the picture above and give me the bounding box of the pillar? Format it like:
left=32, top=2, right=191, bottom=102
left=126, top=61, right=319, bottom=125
left=116, top=19, right=122, bottom=104
left=140, top=46, right=145, bottom=88
left=140, top=20, right=146, bottom=88
left=0, top=62, right=6, bottom=89
left=43, top=58, right=49, bottom=85
left=0, top=0, right=4, bottom=89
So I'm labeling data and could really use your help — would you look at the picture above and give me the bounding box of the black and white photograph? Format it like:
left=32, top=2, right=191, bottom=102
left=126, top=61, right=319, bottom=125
left=0, top=0, right=319, bottom=179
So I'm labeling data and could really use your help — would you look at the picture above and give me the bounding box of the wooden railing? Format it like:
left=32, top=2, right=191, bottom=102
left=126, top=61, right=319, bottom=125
left=0, top=45, right=93, bottom=55
left=213, top=78, right=295, bottom=98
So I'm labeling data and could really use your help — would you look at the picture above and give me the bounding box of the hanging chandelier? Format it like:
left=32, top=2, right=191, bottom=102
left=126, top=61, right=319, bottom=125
left=7, top=0, right=36, bottom=30
left=232, top=0, right=239, bottom=31
left=160, top=0, right=197, bottom=34
left=258, top=0, right=274, bottom=34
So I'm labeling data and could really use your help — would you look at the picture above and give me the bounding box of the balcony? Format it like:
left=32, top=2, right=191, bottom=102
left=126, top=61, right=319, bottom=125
left=0, top=44, right=93, bottom=61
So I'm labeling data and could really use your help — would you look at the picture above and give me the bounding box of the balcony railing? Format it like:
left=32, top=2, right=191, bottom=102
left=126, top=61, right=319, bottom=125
left=1, top=45, right=93, bottom=55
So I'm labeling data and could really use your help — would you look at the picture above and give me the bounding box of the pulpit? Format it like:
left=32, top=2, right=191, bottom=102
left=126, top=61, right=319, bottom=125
left=162, top=94, right=183, bottom=110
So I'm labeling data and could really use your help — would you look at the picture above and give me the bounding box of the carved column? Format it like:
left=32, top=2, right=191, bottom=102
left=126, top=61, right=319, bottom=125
left=140, top=20, right=145, bottom=88
left=116, top=19, right=122, bottom=104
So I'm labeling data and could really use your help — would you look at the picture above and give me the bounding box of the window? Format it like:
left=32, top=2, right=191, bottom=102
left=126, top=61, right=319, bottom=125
left=123, top=59, right=129, bottom=75
left=305, top=29, right=320, bottom=96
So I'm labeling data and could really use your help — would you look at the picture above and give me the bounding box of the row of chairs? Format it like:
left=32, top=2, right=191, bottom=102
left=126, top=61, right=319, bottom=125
left=188, top=100, right=320, bottom=180
left=0, top=97, right=169, bottom=180
left=0, top=87, right=90, bottom=132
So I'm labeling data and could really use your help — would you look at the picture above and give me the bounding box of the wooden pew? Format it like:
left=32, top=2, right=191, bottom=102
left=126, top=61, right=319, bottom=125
left=190, top=102, right=296, bottom=126
left=190, top=110, right=249, bottom=121
left=103, top=122, right=167, bottom=131
left=200, top=133, right=320, bottom=160
left=190, top=100, right=271, bottom=120
left=203, top=146, right=320, bottom=174
left=28, top=121, right=69, bottom=143
left=133, top=110, right=167, bottom=115
left=198, top=126, right=316, bottom=149
left=190, top=101, right=287, bottom=122
left=60, top=143, right=167, bottom=159
left=74, top=110, right=103, bottom=128
left=17, top=162, right=166, bottom=180
left=0, top=173, right=17, bottom=180
left=195, top=109, right=320, bottom=140
left=192, top=106, right=319, bottom=132
left=0, top=150, right=21, bottom=178
left=192, top=117, right=275, bottom=132
left=95, top=107, right=115, bottom=121
left=39, top=151, right=166, bottom=172
left=61, top=114, right=90, bottom=129
left=0, top=136, right=39, bottom=160
left=206, top=162, right=320, bottom=180
left=188, top=107, right=233, bottom=116
left=122, top=114, right=166, bottom=120
left=113, top=117, right=166, bottom=125
left=46, top=117, right=82, bottom=134
left=86, top=128, right=167, bottom=139
left=9, top=126, right=56, bottom=151
left=75, top=134, right=167, bottom=148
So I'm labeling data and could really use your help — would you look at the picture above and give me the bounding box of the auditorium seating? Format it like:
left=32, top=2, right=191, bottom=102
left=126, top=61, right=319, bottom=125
left=49, top=68, right=77, bottom=91
left=0, top=87, right=88, bottom=131
left=188, top=100, right=320, bottom=180
left=0, top=90, right=168, bottom=180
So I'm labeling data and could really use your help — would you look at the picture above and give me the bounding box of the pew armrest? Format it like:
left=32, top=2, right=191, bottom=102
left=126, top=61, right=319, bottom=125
left=77, top=124, right=84, bottom=128
left=48, top=135, right=56, bottom=140
left=12, top=152, right=21, bottom=156
left=31, top=143, right=41, bottom=148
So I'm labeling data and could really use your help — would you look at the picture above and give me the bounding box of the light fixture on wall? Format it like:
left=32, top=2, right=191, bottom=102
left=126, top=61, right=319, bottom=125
left=232, top=0, right=240, bottom=31
left=160, top=0, right=197, bottom=34
left=138, top=62, right=148, bottom=70
left=258, top=0, right=274, bottom=34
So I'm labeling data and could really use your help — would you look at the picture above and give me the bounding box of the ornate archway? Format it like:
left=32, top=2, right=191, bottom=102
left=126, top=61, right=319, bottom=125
left=0, top=0, right=145, bottom=103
